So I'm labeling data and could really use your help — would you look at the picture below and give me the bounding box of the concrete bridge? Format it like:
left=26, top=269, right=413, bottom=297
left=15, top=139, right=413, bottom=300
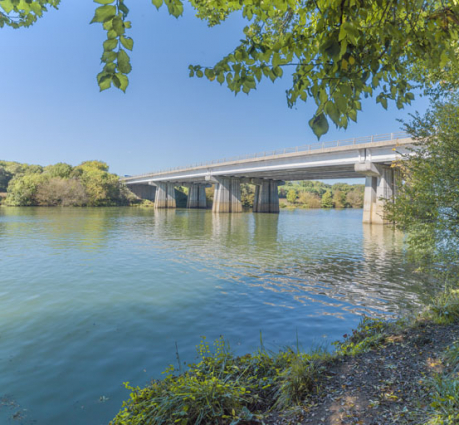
left=123, top=132, right=413, bottom=224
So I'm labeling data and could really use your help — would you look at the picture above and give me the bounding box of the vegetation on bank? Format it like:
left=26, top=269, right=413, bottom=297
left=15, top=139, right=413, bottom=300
left=0, top=160, right=135, bottom=207
left=110, top=289, right=459, bottom=425
left=238, top=181, right=364, bottom=209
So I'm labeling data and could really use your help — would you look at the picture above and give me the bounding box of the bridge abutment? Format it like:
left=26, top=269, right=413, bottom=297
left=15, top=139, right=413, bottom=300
left=212, top=177, right=242, bottom=213
left=253, top=180, right=280, bottom=213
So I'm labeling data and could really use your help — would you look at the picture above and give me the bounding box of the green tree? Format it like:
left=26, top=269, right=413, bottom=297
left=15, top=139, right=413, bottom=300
left=44, top=162, right=73, bottom=179
left=386, top=95, right=459, bottom=275
left=0, top=166, right=13, bottom=192
left=321, top=190, right=333, bottom=209
left=332, top=190, right=346, bottom=208
left=2, top=1, right=459, bottom=137
left=5, top=173, right=48, bottom=206
left=286, top=189, right=297, bottom=204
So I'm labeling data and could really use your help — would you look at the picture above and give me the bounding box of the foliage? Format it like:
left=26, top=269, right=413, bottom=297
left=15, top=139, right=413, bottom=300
left=3, top=1, right=459, bottom=136
left=332, top=317, right=392, bottom=356
left=35, top=178, right=88, bottom=206
left=297, top=191, right=321, bottom=208
left=286, top=188, right=297, bottom=204
left=345, top=190, right=363, bottom=209
left=332, top=190, right=346, bottom=208
left=240, top=183, right=255, bottom=207
left=0, top=166, right=13, bottom=192
left=386, top=96, right=459, bottom=276
left=110, top=336, right=331, bottom=425
left=321, top=190, right=333, bottom=209
left=5, top=173, right=48, bottom=206
left=424, top=289, right=459, bottom=325
left=2, top=159, right=134, bottom=207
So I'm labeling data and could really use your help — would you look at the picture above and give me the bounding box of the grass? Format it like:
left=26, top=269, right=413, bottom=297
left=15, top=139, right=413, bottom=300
left=110, top=288, right=459, bottom=425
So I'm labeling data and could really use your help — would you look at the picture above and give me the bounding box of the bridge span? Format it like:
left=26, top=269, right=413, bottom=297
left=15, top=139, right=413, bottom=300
left=123, top=132, right=413, bottom=224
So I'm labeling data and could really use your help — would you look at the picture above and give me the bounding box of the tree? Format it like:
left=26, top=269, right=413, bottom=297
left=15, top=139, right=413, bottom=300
left=0, top=166, right=13, bottom=192
left=386, top=95, right=459, bottom=275
left=332, top=190, right=346, bottom=208
left=35, top=177, right=88, bottom=206
left=286, top=188, right=297, bottom=204
left=346, top=190, right=363, bottom=209
left=5, top=173, right=48, bottom=206
left=321, top=190, right=333, bottom=208
left=2, top=1, right=459, bottom=137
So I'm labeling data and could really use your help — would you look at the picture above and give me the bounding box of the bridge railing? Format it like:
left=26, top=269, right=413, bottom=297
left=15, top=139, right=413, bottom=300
left=123, top=131, right=408, bottom=181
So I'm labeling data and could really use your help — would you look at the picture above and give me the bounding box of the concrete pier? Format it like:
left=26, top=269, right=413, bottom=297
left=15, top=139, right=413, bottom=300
left=355, top=162, right=396, bottom=224
left=253, top=180, right=280, bottom=213
left=187, top=184, right=207, bottom=209
left=155, top=182, right=176, bottom=209
left=212, top=177, right=242, bottom=213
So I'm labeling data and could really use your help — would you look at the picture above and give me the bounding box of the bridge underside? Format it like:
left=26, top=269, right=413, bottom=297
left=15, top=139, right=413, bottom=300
left=126, top=162, right=396, bottom=224
left=124, top=138, right=411, bottom=223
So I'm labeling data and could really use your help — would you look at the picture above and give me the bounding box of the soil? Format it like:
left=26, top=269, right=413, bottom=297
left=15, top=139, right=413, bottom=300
left=268, top=321, right=459, bottom=425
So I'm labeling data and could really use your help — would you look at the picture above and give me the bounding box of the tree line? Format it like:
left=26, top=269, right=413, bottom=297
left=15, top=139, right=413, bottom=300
left=0, top=160, right=135, bottom=207
left=278, top=181, right=364, bottom=209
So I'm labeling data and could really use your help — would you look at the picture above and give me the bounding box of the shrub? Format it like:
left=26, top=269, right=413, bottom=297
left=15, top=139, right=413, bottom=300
left=426, top=289, right=459, bottom=324
left=297, top=192, right=321, bottom=208
left=110, top=337, right=331, bottom=425
left=36, top=178, right=87, bottom=206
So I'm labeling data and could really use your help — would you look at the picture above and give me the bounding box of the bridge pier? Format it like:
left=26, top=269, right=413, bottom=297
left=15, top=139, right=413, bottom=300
left=355, top=162, right=397, bottom=224
left=187, top=184, right=207, bottom=209
left=212, top=177, right=242, bottom=213
left=253, top=180, right=280, bottom=213
left=155, top=182, right=176, bottom=209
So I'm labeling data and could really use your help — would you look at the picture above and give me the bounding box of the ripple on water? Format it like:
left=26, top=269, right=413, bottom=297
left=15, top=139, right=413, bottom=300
left=0, top=207, right=436, bottom=425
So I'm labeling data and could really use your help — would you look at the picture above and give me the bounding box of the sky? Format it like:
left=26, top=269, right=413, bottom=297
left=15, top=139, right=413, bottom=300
left=0, top=1, right=431, bottom=178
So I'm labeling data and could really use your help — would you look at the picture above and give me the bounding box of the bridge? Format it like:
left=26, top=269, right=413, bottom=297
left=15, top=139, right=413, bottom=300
left=123, top=132, right=414, bottom=224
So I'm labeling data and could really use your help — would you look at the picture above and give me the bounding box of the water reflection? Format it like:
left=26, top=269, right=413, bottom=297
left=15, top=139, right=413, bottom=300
left=0, top=207, right=437, bottom=425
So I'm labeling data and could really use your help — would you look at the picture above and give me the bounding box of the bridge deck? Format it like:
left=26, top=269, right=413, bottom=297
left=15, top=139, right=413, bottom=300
left=123, top=133, right=413, bottom=184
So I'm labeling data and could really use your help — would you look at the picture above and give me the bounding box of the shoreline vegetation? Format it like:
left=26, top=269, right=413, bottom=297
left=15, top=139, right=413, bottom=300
left=0, top=160, right=364, bottom=210
left=110, top=289, right=459, bottom=425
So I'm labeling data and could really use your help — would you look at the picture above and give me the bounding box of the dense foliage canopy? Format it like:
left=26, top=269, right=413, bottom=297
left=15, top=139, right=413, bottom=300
left=0, top=159, right=134, bottom=206
left=2, top=0, right=459, bottom=137
left=386, top=95, right=459, bottom=277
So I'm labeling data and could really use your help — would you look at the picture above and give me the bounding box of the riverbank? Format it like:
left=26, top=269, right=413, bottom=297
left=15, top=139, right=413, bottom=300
left=110, top=289, right=459, bottom=425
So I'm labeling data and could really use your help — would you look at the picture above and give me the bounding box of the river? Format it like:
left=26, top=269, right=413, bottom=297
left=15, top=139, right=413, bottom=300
left=0, top=207, right=434, bottom=424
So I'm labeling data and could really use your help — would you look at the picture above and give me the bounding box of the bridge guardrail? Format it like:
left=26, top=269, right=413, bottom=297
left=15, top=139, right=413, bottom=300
left=123, top=131, right=408, bottom=181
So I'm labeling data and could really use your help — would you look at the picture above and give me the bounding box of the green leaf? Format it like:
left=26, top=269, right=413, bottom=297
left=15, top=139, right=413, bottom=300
left=152, top=0, right=163, bottom=9
left=90, top=5, right=116, bottom=24
left=103, top=38, right=118, bottom=51
left=117, top=49, right=132, bottom=74
left=94, top=0, right=115, bottom=4
left=113, top=73, right=128, bottom=91
left=97, top=73, right=112, bottom=91
left=309, top=113, right=329, bottom=139
left=112, top=16, right=124, bottom=35
left=120, top=36, right=134, bottom=51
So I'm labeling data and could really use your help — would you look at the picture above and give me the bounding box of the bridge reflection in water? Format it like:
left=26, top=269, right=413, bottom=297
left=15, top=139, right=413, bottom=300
left=146, top=208, right=433, bottom=318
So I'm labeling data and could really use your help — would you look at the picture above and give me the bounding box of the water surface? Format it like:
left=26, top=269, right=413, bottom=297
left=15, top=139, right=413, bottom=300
left=0, top=207, right=433, bottom=424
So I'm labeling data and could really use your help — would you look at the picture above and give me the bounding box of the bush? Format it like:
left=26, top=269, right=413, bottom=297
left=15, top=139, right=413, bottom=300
left=297, top=192, right=321, bottom=208
left=425, top=289, right=459, bottom=324
left=36, top=178, right=87, bottom=206
left=110, top=337, right=332, bottom=425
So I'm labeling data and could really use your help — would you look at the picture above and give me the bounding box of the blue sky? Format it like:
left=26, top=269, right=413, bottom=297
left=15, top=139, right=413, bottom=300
left=0, top=1, right=430, bottom=178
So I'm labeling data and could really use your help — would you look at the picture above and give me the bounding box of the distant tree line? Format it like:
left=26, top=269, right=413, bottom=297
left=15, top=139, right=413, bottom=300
left=0, top=160, right=135, bottom=206
left=278, top=181, right=364, bottom=209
